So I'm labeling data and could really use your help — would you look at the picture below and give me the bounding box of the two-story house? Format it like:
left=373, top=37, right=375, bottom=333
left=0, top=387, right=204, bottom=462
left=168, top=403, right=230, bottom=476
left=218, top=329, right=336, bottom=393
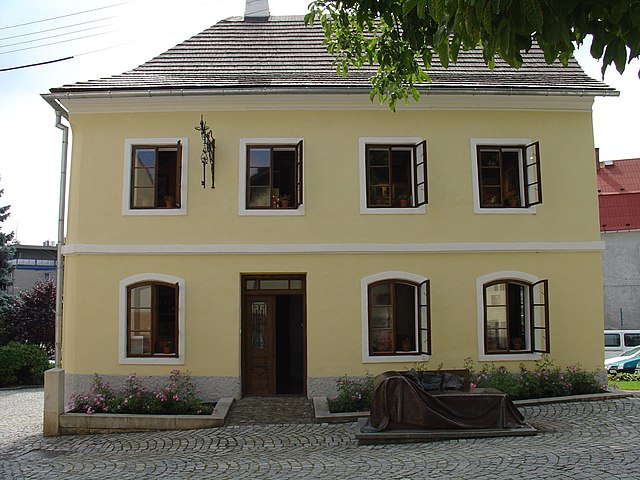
left=43, top=1, right=615, bottom=403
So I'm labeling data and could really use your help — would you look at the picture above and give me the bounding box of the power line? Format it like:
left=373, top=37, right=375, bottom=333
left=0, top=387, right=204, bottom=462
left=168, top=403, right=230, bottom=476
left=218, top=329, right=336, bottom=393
left=0, top=30, right=120, bottom=55
left=0, top=0, right=230, bottom=72
left=0, top=56, right=73, bottom=72
left=0, top=2, right=130, bottom=31
left=0, top=23, right=116, bottom=49
left=0, top=16, right=118, bottom=42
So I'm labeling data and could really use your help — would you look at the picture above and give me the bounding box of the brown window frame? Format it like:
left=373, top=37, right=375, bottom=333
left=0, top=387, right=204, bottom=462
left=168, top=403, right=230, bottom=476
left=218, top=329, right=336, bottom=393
left=365, top=142, right=428, bottom=208
left=126, top=281, right=179, bottom=358
left=130, top=141, right=182, bottom=210
left=367, top=279, right=430, bottom=356
left=483, top=278, right=549, bottom=355
left=245, top=142, right=303, bottom=210
left=477, top=142, right=541, bottom=209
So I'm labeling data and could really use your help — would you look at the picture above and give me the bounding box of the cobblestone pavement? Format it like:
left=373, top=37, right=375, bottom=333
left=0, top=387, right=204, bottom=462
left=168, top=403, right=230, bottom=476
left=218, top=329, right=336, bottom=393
left=2, top=388, right=640, bottom=479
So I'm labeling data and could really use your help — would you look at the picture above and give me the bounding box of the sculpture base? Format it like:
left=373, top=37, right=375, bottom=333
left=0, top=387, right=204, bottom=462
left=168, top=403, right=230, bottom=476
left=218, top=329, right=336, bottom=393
left=355, top=417, right=537, bottom=445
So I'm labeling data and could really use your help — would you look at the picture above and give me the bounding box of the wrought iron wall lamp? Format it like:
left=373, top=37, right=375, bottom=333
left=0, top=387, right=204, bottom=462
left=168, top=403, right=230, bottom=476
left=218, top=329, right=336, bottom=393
left=195, top=115, right=215, bottom=188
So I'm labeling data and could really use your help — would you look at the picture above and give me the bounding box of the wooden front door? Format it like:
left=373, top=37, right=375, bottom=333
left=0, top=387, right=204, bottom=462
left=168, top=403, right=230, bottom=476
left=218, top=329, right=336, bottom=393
left=241, top=274, right=306, bottom=396
left=243, top=296, right=275, bottom=395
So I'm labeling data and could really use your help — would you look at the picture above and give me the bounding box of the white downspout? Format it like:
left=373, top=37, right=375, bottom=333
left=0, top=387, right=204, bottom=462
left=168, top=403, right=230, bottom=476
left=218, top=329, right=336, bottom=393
left=54, top=110, right=68, bottom=369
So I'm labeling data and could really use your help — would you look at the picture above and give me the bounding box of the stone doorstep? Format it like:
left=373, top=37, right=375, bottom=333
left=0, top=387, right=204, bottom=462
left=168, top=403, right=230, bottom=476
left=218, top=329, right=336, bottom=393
left=58, top=397, right=235, bottom=435
left=313, top=390, right=633, bottom=423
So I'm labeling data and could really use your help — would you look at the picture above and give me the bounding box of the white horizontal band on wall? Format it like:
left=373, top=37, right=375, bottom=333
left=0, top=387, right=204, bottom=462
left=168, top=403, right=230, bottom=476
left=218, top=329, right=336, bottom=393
left=61, top=241, right=604, bottom=256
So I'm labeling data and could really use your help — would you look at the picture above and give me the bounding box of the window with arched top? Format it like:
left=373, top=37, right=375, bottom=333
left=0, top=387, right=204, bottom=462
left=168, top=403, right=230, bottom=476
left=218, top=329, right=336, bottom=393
left=127, top=281, right=178, bottom=357
left=365, top=276, right=430, bottom=358
left=483, top=278, right=549, bottom=355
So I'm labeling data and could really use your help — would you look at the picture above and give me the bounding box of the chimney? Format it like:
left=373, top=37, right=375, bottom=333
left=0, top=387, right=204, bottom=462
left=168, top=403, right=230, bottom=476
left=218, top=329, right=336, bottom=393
left=245, top=0, right=270, bottom=20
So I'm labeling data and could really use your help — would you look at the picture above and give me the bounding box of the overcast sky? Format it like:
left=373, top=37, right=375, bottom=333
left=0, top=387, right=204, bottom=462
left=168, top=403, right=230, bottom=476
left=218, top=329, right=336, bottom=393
left=1, top=0, right=639, bottom=245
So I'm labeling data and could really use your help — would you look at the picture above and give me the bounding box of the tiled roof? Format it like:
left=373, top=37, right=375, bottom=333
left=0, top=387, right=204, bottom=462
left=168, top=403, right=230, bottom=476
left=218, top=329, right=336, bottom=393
left=597, top=159, right=640, bottom=231
left=50, top=16, right=614, bottom=95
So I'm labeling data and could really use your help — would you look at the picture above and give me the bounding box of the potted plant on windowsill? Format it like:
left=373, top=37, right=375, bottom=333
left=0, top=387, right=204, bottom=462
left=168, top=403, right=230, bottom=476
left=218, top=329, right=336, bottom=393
left=401, top=337, right=411, bottom=352
left=482, top=193, right=498, bottom=206
left=279, top=195, right=290, bottom=208
left=508, top=194, right=520, bottom=207
left=160, top=340, right=173, bottom=354
left=163, top=195, right=175, bottom=208
left=398, top=194, right=410, bottom=208
left=511, top=337, right=523, bottom=350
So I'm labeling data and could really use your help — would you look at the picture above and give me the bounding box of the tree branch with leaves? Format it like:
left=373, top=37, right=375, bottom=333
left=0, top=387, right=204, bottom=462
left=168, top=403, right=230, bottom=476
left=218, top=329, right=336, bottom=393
left=305, top=0, right=640, bottom=109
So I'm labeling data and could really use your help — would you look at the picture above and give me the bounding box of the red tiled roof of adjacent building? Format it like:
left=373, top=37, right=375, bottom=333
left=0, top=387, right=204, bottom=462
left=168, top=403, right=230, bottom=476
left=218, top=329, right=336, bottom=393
left=597, top=158, right=640, bottom=231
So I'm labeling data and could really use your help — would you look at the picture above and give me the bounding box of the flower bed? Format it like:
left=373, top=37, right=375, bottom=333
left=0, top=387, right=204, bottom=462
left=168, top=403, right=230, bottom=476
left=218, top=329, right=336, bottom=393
left=465, top=356, right=607, bottom=400
left=62, top=370, right=234, bottom=434
left=68, top=370, right=212, bottom=415
left=321, top=357, right=607, bottom=418
left=327, top=375, right=374, bottom=413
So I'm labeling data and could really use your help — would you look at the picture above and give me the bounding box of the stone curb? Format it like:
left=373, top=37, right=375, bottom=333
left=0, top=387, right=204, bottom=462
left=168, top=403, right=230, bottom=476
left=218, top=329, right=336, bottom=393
left=512, top=390, right=631, bottom=406
left=314, top=391, right=633, bottom=422
left=58, top=396, right=235, bottom=435
left=0, top=385, right=44, bottom=392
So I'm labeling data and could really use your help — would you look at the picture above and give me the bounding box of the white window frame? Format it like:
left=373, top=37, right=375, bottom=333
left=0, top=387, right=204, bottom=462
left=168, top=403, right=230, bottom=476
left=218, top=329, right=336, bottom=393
left=361, top=271, right=429, bottom=363
left=119, top=273, right=185, bottom=365
left=471, top=138, right=537, bottom=215
left=476, top=271, right=543, bottom=361
left=238, top=138, right=305, bottom=216
left=122, top=137, right=189, bottom=216
left=359, top=137, right=427, bottom=215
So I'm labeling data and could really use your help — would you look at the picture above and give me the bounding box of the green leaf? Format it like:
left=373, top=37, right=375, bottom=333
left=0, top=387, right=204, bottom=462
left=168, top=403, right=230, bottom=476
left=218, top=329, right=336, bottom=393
left=590, top=34, right=607, bottom=59
left=450, top=36, right=462, bottom=62
left=483, top=1, right=494, bottom=34
left=523, top=0, right=544, bottom=32
left=403, top=0, right=420, bottom=15
left=431, top=0, right=446, bottom=22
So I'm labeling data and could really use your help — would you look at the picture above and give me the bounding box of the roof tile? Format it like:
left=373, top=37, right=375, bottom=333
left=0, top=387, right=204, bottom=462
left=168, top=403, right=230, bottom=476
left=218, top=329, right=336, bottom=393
left=50, top=16, right=614, bottom=94
left=598, top=159, right=640, bottom=231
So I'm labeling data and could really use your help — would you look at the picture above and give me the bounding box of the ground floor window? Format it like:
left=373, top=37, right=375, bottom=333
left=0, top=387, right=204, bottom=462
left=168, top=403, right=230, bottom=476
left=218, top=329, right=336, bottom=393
left=365, top=275, right=430, bottom=358
left=127, top=281, right=178, bottom=357
left=483, top=278, right=549, bottom=355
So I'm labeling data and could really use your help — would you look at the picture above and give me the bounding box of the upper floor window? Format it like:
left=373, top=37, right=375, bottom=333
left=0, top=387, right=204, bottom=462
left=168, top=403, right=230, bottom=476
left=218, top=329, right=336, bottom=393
left=365, top=276, right=430, bottom=360
left=483, top=278, right=549, bottom=356
left=127, top=281, right=178, bottom=358
left=131, top=143, right=182, bottom=209
left=123, top=138, right=188, bottom=216
left=365, top=142, right=427, bottom=209
left=246, top=142, right=303, bottom=210
left=472, top=139, right=541, bottom=212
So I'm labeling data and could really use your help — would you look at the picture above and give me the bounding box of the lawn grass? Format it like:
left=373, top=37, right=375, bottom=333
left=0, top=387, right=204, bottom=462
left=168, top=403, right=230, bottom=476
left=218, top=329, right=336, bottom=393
left=608, top=380, right=640, bottom=390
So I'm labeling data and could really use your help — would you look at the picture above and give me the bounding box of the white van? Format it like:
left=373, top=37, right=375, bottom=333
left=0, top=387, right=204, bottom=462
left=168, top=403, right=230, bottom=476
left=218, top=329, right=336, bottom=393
left=604, top=330, right=640, bottom=359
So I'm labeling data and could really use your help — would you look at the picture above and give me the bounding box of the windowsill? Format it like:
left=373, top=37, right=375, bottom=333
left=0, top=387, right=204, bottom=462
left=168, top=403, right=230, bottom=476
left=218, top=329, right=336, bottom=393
left=119, top=356, right=185, bottom=365
left=363, top=353, right=428, bottom=363
left=361, top=206, right=426, bottom=215
left=478, top=352, right=543, bottom=362
left=474, top=206, right=536, bottom=215
left=123, top=207, right=187, bottom=216
left=239, top=205, right=305, bottom=216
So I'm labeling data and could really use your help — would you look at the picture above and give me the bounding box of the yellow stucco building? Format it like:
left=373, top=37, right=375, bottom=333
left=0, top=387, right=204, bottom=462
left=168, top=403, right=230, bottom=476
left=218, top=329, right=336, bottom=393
left=44, top=10, right=615, bottom=401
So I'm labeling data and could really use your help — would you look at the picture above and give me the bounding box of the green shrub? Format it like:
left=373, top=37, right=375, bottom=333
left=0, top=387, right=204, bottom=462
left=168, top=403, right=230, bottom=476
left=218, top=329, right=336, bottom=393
left=327, top=374, right=374, bottom=413
left=0, top=342, right=51, bottom=387
left=466, top=356, right=605, bottom=400
left=68, top=370, right=213, bottom=415
left=608, top=372, right=640, bottom=382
